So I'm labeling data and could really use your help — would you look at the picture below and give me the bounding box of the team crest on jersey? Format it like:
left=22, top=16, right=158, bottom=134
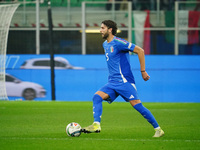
left=110, top=46, right=114, bottom=53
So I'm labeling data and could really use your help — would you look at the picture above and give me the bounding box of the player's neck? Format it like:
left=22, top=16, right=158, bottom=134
left=107, top=35, right=114, bottom=43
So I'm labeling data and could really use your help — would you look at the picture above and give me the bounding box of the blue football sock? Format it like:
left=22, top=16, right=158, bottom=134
left=93, top=94, right=103, bottom=123
left=133, top=103, right=159, bottom=128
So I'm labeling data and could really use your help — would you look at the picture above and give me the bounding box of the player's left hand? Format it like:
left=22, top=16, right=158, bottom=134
left=141, top=71, right=150, bottom=81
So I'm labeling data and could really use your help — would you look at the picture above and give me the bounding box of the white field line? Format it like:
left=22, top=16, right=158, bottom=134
left=0, top=137, right=200, bottom=143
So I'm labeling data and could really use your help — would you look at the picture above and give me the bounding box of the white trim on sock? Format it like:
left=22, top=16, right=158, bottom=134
left=93, top=121, right=100, bottom=125
left=155, top=126, right=161, bottom=130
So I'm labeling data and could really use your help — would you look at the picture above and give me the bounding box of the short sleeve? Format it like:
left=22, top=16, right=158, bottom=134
left=118, top=41, right=136, bottom=52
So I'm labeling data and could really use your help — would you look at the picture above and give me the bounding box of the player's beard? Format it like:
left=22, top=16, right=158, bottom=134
left=102, top=31, right=109, bottom=39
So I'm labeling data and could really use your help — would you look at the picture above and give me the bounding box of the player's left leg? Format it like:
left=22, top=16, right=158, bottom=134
left=82, top=83, right=119, bottom=133
left=81, top=91, right=110, bottom=133
left=93, top=93, right=103, bottom=122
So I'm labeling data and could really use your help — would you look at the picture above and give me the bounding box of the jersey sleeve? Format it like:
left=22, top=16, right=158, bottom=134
left=117, top=40, right=136, bottom=52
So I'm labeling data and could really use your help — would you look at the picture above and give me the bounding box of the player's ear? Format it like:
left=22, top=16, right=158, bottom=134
left=108, top=27, right=112, bottom=33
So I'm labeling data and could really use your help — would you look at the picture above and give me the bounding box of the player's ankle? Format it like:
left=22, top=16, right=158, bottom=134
left=154, top=126, right=161, bottom=130
left=93, top=121, right=100, bottom=125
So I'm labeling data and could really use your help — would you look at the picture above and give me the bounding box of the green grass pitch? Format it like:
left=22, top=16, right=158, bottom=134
left=0, top=101, right=200, bottom=150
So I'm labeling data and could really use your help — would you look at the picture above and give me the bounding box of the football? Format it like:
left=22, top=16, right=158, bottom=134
left=66, top=122, right=82, bottom=137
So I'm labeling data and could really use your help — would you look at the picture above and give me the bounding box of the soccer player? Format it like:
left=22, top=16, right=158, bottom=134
left=81, top=20, right=164, bottom=137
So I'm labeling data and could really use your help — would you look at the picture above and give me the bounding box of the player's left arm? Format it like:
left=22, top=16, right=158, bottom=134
left=133, top=45, right=150, bottom=81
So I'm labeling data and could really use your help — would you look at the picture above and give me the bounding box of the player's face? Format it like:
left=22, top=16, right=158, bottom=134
left=100, top=23, right=109, bottom=39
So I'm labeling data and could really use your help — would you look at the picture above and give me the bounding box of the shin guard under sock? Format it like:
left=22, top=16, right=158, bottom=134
left=134, top=103, right=159, bottom=128
left=93, top=94, right=103, bottom=123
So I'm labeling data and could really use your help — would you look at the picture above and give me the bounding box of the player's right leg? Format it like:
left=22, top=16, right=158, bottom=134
left=130, top=100, right=164, bottom=137
left=121, top=82, right=164, bottom=137
left=153, top=127, right=165, bottom=137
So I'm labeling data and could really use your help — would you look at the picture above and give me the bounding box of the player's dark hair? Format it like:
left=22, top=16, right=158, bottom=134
left=102, top=20, right=118, bottom=35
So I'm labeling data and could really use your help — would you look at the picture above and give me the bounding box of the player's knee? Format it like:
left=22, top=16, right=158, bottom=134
left=93, top=94, right=103, bottom=103
left=130, top=99, right=141, bottom=106
left=95, top=91, right=110, bottom=100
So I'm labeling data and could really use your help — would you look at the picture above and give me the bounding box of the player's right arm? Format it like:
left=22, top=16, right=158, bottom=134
left=133, top=45, right=150, bottom=81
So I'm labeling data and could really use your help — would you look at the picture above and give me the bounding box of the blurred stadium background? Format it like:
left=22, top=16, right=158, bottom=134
left=1, top=0, right=200, bottom=102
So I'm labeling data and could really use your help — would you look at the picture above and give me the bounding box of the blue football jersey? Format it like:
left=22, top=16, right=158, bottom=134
left=103, top=36, right=136, bottom=84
